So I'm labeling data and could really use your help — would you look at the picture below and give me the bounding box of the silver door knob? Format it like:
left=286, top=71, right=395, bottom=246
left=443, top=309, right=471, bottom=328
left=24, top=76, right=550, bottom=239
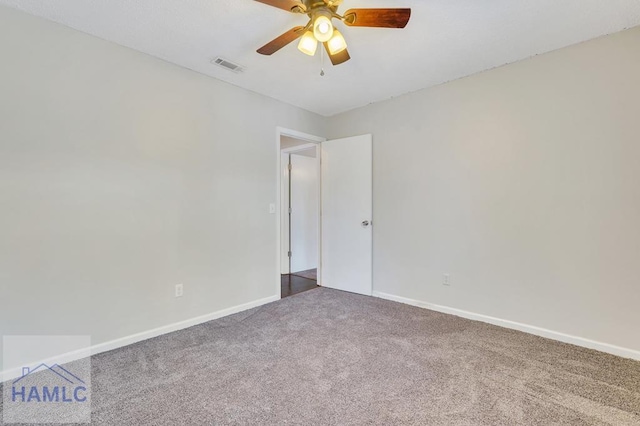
left=361, top=220, right=370, bottom=227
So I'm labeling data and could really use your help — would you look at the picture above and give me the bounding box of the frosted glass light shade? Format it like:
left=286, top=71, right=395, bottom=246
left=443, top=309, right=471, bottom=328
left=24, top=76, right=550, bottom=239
left=297, top=31, right=318, bottom=56
left=313, top=14, right=334, bottom=42
left=327, top=30, right=347, bottom=55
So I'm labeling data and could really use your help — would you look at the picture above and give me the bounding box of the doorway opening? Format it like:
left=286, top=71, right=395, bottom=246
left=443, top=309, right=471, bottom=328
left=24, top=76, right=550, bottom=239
left=279, top=134, right=321, bottom=298
left=275, top=128, right=373, bottom=299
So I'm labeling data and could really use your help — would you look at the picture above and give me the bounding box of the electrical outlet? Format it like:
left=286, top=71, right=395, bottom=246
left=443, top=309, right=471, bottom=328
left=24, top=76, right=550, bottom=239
left=175, top=284, right=184, bottom=297
left=443, top=274, right=451, bottom=286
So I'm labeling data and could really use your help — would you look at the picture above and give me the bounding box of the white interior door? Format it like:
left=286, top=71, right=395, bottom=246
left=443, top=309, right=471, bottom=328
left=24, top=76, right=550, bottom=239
left=280, top=152, right=290, bottom=274
left=321, top=134, right=372, bottom=295
left=290, top=153, right=319, bottom=273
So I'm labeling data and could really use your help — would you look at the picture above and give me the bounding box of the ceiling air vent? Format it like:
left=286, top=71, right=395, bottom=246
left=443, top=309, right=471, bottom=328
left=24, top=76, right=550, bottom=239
left=212, top=57, right=244, bottom=73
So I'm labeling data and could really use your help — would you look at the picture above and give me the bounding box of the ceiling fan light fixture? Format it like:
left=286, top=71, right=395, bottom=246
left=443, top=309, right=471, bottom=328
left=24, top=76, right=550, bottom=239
left=313, top=12, right=334, bottom=42
left=327, top=30, right=347, bottom=55
left=256, top=2, right=412, bottom=67
left=297, top=31, right=318, bottom=56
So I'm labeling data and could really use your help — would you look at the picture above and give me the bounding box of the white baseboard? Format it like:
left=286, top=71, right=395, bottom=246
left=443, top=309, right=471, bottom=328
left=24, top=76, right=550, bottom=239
left=2, top=294, right=279, bottom=381
left=373, top=291, right=640, bottom=361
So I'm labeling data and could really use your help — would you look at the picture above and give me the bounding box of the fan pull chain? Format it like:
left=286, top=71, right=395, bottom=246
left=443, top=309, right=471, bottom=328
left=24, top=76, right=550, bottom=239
left=320, top=45, right=325, bottom=77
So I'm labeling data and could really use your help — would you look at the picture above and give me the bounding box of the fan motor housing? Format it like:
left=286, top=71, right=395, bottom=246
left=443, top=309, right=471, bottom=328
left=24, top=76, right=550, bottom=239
left=301, top=0, right=339, bottom=14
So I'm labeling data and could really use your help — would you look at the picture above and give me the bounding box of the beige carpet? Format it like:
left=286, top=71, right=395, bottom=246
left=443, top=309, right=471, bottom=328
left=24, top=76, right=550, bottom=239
left=3, top=288, right=639, bottom=425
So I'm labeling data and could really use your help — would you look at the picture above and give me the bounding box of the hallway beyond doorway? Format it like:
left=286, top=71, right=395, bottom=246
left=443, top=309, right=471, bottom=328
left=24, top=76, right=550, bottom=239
left=291, top=268, right=317, bottom=281
left=281, top=273, right=317, bottom=298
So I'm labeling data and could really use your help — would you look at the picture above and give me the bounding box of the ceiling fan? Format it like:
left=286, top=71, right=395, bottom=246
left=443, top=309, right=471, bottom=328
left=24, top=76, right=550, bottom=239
left=254, top=0, right=411, bottom=66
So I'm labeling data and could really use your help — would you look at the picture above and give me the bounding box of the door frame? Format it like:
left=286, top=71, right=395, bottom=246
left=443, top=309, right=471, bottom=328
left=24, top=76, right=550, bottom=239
left=276, top=127, right=325, bottom=299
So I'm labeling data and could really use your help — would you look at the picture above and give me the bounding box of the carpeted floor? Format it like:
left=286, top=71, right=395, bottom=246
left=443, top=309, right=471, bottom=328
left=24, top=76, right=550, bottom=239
left=2, top=288, right=639, bottom=425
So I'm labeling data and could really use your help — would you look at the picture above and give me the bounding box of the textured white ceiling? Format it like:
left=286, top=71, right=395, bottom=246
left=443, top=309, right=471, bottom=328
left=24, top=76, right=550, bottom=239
left=2, top=0, right=640, bottom=116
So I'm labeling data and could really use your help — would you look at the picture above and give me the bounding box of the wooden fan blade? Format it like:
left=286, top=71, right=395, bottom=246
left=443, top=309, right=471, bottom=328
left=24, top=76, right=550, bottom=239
left=257, top=26, right=305, bottom=55
left=254, top=0, right=305, bottom=13
left=343, top=8, right=411, bottom=28
left=323, top=43, right=350, bottom=66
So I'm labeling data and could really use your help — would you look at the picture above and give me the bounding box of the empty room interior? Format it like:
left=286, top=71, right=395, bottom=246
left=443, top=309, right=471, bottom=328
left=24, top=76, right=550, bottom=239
left=1, top=1, right=639, bottom=425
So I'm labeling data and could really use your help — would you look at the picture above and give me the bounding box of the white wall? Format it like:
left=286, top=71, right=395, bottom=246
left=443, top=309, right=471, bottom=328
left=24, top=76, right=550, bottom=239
left=0, top=6, right=325, bottom=368
left=328, top=27, right=640, bottom=354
